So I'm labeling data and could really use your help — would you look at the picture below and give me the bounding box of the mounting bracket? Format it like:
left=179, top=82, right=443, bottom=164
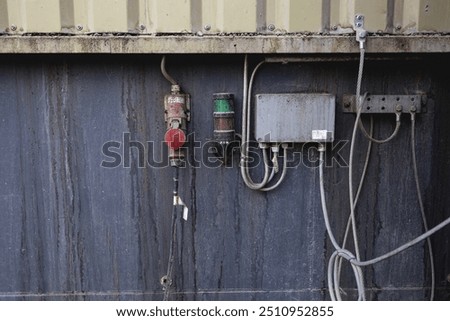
left=354, top=14, right=367, bottom=46
left=342, top=94, right=427, bottom=114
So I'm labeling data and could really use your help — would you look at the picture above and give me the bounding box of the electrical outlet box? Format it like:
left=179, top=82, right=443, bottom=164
left=254, top=93, right=335, bottom=143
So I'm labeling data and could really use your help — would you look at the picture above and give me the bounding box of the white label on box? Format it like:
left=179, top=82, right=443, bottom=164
left=312, top=130, right=329, bottom=141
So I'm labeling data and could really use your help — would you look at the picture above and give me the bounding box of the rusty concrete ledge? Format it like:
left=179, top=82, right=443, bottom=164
left=0, top=35, right=450, bottom=54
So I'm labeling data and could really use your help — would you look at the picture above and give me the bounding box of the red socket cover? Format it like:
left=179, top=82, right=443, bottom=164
left=164, top=128, right=186, bottom=150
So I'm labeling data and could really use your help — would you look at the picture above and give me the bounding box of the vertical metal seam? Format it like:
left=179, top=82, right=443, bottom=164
left=256, top=0, right=266, bottom=33
left=127, top=0, right=140, bottom=33
left=190, top=0, right=202, bottom=33
left=322, top=0, right=331, bottom=33
left=0, top=0, right=9, bottom=32
left=59, top=0, right=75, bottom=31
left=20, top=0, right=27, bottom=31
left=386, top=0, right=395, bottom=33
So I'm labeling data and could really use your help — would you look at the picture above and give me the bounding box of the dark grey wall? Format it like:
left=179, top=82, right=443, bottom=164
left=0, top=54, right=448, bottom=301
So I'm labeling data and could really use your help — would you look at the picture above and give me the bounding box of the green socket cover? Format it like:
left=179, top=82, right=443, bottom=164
left=213, top=93, right=234, bottom=113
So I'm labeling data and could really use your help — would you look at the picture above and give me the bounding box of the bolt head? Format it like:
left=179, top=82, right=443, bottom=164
left=359, top=30, right=367, bottom=38
left=410, top=106, right=417, bottom=112
left=10, top=24, right=17, bottom=31
left=331, top=25, right=338, bottom=31
left=139, top=24, right=146, bottom=30
left=76, top=25, right=83, bottom=31
left=356, top=15, right=363, bottom=21
left=396, top=105, right=403, bottom=112
left=356, top=22, right=362, bottom=28
left=160, top=275, right=172, bottom=286
left=204, top=24, right=211, bottom=31
left=267, top=24, right=275, bottom=31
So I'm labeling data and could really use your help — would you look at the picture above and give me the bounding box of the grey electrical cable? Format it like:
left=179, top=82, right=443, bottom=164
left=319, top=146, right=365, bottom=301
left=334, top=116, right=373, bottom=300
left=246, top=60, right=265, bottom=143
left=322, top=117, right=449, bottom=290
left=240, top=57, right=281, bottom=190
left=320, top=143, right=450, bottom=298
left=161, top=56, right=178, bottom=86
left=347, top=46, right=367, bottom=299
left=350, top=215, right=450, bottom=267
left=240, top=54, right=248, bottom=184
left=324, top=38, right=369, bottom=301
left=340, top=116, right=373, bottom=259
left=330, top=41, right=375, bottom=300
left=261, top=147, right=288, bottom=191
left=267, top=167, right=276, bottom=184
left=358, top=112, right=401, bottom=144
left=321, top=30, right=448, bottom=302
left=328, top=251, right=365, bottom=301
left=266, top=147, right=279, bottom=184
left=410, top=111, right=435, bottom=301
left=335, top=113, right=435, bottom=299
left=240, top=57, right=270, bottom=189
left=319, top=146, right=344, bottom=251
left=349, top=51, right=367, bottom=262
left=241, top=145, right=272, bottom=190
left=341, top=30, right=399, bottom=300
left=246, top=61, right=270, bottom=188
left=323, top=107, right=448, bottom=299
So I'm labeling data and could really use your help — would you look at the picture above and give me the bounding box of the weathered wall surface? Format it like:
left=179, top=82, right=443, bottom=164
left=0, top=54, right=449, bottom=300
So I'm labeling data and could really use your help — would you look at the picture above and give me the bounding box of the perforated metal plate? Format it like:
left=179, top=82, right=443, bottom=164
left=342, top=94, right=426, bottom=113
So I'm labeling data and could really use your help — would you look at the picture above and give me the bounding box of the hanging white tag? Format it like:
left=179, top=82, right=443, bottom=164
left=173, top=196, right=189, bottom=221
left=182, top=206, right=189, bottom=221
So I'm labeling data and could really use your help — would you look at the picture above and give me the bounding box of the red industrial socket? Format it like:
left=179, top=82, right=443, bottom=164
left=164, top=128, right=186, bottom=150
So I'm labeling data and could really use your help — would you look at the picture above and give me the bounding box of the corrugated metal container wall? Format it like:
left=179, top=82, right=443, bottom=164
left=1, top=0, right=450, bottom=34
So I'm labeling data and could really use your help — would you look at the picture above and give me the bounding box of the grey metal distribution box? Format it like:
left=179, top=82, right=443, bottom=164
left=254, top=93, right=335, bottom=143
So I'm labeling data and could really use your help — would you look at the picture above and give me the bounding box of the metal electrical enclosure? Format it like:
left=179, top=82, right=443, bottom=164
left=254, top=93, right=335, bottom=143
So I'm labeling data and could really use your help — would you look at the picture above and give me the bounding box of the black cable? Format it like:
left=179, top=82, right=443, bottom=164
left=163, top=167, right=179, bottom=301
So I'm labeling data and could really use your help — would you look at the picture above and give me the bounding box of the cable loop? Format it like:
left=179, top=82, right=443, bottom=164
left=357, top=110, right=402, bottom=144
left=336, top=249, right=356, bottom=261
left=240, top=57, right=288, bottom=190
